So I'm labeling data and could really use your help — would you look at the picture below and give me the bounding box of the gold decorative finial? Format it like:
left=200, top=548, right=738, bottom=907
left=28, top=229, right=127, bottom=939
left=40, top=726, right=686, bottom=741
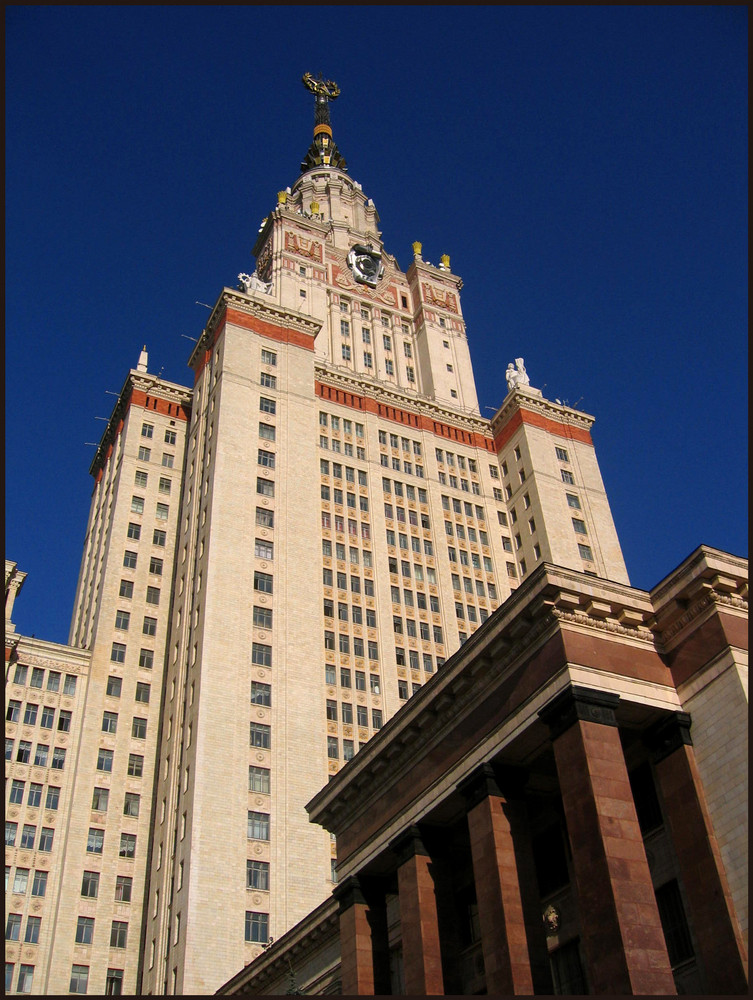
left=412, top=241, right=423, bottom=257
left=440, top=254, right=450, bottom=268
left=277, top=191, right=288, bottom=205
left=310, top=202, right=320, bottom=215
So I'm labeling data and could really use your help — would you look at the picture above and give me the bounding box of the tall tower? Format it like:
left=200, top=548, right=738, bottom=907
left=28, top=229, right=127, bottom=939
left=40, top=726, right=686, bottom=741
left=141, top=77, right=628, bottom=994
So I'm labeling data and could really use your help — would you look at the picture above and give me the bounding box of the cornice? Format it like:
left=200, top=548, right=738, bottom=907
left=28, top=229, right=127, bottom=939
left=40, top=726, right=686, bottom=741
left=657, top=588, right=749, bottom=648
left=551, top=607, right=656, bottom=645
left=314, top=363, right=491, bottom=436
left=491, top=388, right=594, bottom=433
left=195, top=288, right=322, bottom=359
left=650, top=545, right=749, bottom=607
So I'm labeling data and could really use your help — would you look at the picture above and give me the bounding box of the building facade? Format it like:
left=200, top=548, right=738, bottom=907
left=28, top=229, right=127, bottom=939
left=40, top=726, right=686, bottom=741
left=5, top=79, right=744, bottom=996
left=218, top=546, right=748, bottom=996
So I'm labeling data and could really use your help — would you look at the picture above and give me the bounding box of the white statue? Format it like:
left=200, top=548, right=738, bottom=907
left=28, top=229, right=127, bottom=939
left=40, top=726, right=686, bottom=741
left=238, top=271, right=272, bottom=295
left=506, top=357, right=531, bottom=392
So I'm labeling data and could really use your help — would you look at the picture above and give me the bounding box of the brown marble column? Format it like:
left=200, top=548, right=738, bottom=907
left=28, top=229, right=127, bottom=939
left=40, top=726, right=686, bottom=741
left=646, top=712, right=748, bottom=993
left=540, top=685, right=676, bottom=995
left=458, top=763, right=551, bottom=994
left=333, top=875, right=375, bottom=996
left=391, top=826, right=444, bottom=995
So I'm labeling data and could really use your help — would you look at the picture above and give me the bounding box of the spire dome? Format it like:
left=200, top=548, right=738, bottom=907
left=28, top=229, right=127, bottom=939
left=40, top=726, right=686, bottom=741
left=300, top=73, right=347, bottom=173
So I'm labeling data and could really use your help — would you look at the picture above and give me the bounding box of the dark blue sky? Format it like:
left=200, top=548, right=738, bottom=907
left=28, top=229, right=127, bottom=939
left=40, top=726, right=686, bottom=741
left=6, top=6, right=747, bottom=643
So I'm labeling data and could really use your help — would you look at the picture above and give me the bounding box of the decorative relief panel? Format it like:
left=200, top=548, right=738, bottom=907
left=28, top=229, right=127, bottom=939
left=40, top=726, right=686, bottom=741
left=421, top=283, right=458, bottom=313
left=285, top=232, right=323, bottom=262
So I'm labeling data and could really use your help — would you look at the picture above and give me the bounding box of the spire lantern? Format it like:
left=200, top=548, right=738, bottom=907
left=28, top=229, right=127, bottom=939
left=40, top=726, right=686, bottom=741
left=300, top=73, right=347, bottom=173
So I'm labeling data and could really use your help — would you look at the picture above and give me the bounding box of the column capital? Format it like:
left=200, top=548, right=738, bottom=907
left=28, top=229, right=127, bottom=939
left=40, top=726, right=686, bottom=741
left=390, top=825, right=429, bottom=867
left=457, top=762, right=528, bottom=810
left=332, top=874, right=367, bottom=913
left=538, top=684, right=620, bottom=739
left=643, top=711, right=693, bottom=763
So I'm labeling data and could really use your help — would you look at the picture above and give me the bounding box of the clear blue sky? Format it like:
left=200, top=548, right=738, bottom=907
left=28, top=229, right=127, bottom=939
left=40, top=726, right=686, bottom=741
left=6, top=6, right=747, bottom=643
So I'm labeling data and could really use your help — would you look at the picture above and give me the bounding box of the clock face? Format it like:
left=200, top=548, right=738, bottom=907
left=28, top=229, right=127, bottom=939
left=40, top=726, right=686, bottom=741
left=347, top=245, right=384, bottom=287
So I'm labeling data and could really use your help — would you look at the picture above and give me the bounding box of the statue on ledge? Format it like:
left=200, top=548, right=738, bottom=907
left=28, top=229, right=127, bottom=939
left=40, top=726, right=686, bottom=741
left=506, top=357, right=530, bottom=392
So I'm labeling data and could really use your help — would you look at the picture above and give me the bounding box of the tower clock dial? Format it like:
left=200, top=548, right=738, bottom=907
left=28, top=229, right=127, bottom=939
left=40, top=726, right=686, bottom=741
left=347, top=245, right=384, bottom=288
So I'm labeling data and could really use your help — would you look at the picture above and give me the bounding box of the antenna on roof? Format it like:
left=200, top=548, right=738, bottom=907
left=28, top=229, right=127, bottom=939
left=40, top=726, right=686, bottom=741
left=195, top=301, right=212, bottom=309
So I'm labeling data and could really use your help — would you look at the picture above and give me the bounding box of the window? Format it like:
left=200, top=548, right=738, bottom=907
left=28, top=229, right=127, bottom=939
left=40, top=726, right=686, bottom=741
left=254, top=539, right=274, bottom=560
left=134, top=470, right=148, bottom=487
left=164, top=429, right=177, bottom=445
left=259, top=397, right=276, bottom=414
left=327, top=736, right=339, bottom=759
left=123, top=549, right=137, bottom=569
left=45, top=786, right=60, bottom=810
left=92, top=788, right=110, bottom=812
left=111, top=641, right=127, bottom=663
left=155, top=502, right=169, bottom=520
left=5, top=822, right=17, bottom=846
left=106, top=969, right=124, bottom=996
left=247, top=812, right=270, bottom=841
left=257, top=448, right=275, bottom=470
left=47, top=671, right=61, bottom=692
left=31, top=870, right=47, bottom=897
left=138, top=648, right=153, bottom=669
left=6, top=700, right=21, bottom=723
left=561, top=469, right=575, bottom=485
left=51, top=747, right=66, bottom=769
left=17, top=741, right=31, bottom=763
left=102, top=711, right=118, bottom=734
left=110, top=921, right=128, bottom=949
left=572, top=518, right=587, bottom=535
left=549, top=939, right=586, bottom=995
left=162, top=452, right=174, bottom=468
left=127, top=754, right=143, bottom=777
left=385, top=359, right=394, bottom=375
left=251, top=682, right=271, bottom=707
left=249, top=723, right=271, bottom=749
left=141, top=423, right=154, bottom=439
left=153, top=528, right=166, bottom=546
left=398, top=680, right=409, bottom=700
left=27, top=783, right=42, bottom=807
left=124, top=793, right=140, bottom=817
left=256, top=478, right=274, bottom=498
left=247, top=861, right=270, bottom=891
left=341, top=344, right=351, bottom=361
left=261, top=348, right=277, bottom=366
left=131, top=496, right=144, bottom=514
left=138, top=446, right=151, bottom=461
left=13, top=868, right=29, bottom=893
left=81, top=871, right=99, bottom=898
left=143, top=617, right=157, bottom=636
left=119, top=833, right=137, bottom=858
left=115, top=609, right=130, bottom=631
left=251, top=643, right=272, bottom=667
left=248, top=766, right=270, bottom=794
left=245, top=911, right=269, bottom=944
left=578, top=543, right=593, bottom=561
left=87, top=828, right=105, bottom=854
left=131, top=718, right=147, bottom=740
left=555, top=446, right=569, bottom=462
left=6, top=913, right=22, bottom=941
left=107, top=676, right=122, bottom=698
left=256, top=507, right=274, bottom=528
left=97, top=749, right=114, bottom=772
left=76, top=916, right=95, bottom=944
left=37, top=827, right=53, bottom=852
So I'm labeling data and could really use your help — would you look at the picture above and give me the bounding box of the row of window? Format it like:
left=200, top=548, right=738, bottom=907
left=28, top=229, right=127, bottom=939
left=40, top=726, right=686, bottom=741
left=435, top=448, right=478, bottom=475
left=8, top=780, right=60, bottom=810
left=324, top=631, right=378, bottom=659
left=325, top=664, right=383, bottom=694
left=67, top=964, right=125, bottom=996
left=319, top=435, right=367, bottom=459
left=443, top=520, right=489, bottom=546
left=124, top=526, right=167, bottom=549
left=450, top=576, right=498, bottom=602
left=70, top=915, right=129, bottom=948
left=320, top=459, right=368, bottom=486
left=136, top=444, right=174, bottom=467
left=322, top=540, right=373, bottom=568
left=142, top=423, right=178, bottom=445
left=392, top=617, right=445, bottom=644
left=321, top=511, right=372, bottom=540
left=338, top=298, right=410, bottom=326
left=439, top=469, right=479, bottom=493
left=130, top=495, right=170, bottom=520
left=379, top=452, right=425, bottom=477
left=5, top=822, right=54, bottom=851
left=320, top=485, right=369, bottom=511
left=322, top=568, right=376, bottom=599
left=85, top=828, right=137, bottom=858
left=9, top=663, right=77, bottom=694
left=6, top=701, right=71, bottom=731
left=326, top=700, right=383, bottom=729
left=6, top=740, right=66, bottom=769
left=134, top=469, right=172, bottom=493
left=5, top=866, right=48, bottom=897
left=388, top=587, right=441, bottom=613
left=318, top=411, right=366, bottom=438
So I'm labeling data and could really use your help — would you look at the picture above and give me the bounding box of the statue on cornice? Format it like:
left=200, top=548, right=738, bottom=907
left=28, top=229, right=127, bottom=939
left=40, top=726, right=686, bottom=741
left=505, top=357, right=531, bottom=392
left=238, top=271, right=272, bottom=295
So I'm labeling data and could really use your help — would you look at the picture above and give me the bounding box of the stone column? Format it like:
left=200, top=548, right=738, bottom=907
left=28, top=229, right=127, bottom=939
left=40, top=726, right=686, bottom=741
left=391, top=826, right=444, bottom=995
left=539, top=685, right=676, bottom=996
left=458, top=763, right=551, bottom=994
left=333, top=875, right=375, bottom=996
left=646, top=712, right=748, bottom=993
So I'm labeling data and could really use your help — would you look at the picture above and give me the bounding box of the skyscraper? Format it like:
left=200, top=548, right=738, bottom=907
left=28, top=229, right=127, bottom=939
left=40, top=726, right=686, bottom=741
left=7, top=77, right=633, bottom=995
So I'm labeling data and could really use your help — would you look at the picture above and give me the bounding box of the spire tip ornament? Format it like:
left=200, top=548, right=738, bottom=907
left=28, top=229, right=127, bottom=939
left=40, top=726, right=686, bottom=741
left=300, top=73, right=347, bottom=174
